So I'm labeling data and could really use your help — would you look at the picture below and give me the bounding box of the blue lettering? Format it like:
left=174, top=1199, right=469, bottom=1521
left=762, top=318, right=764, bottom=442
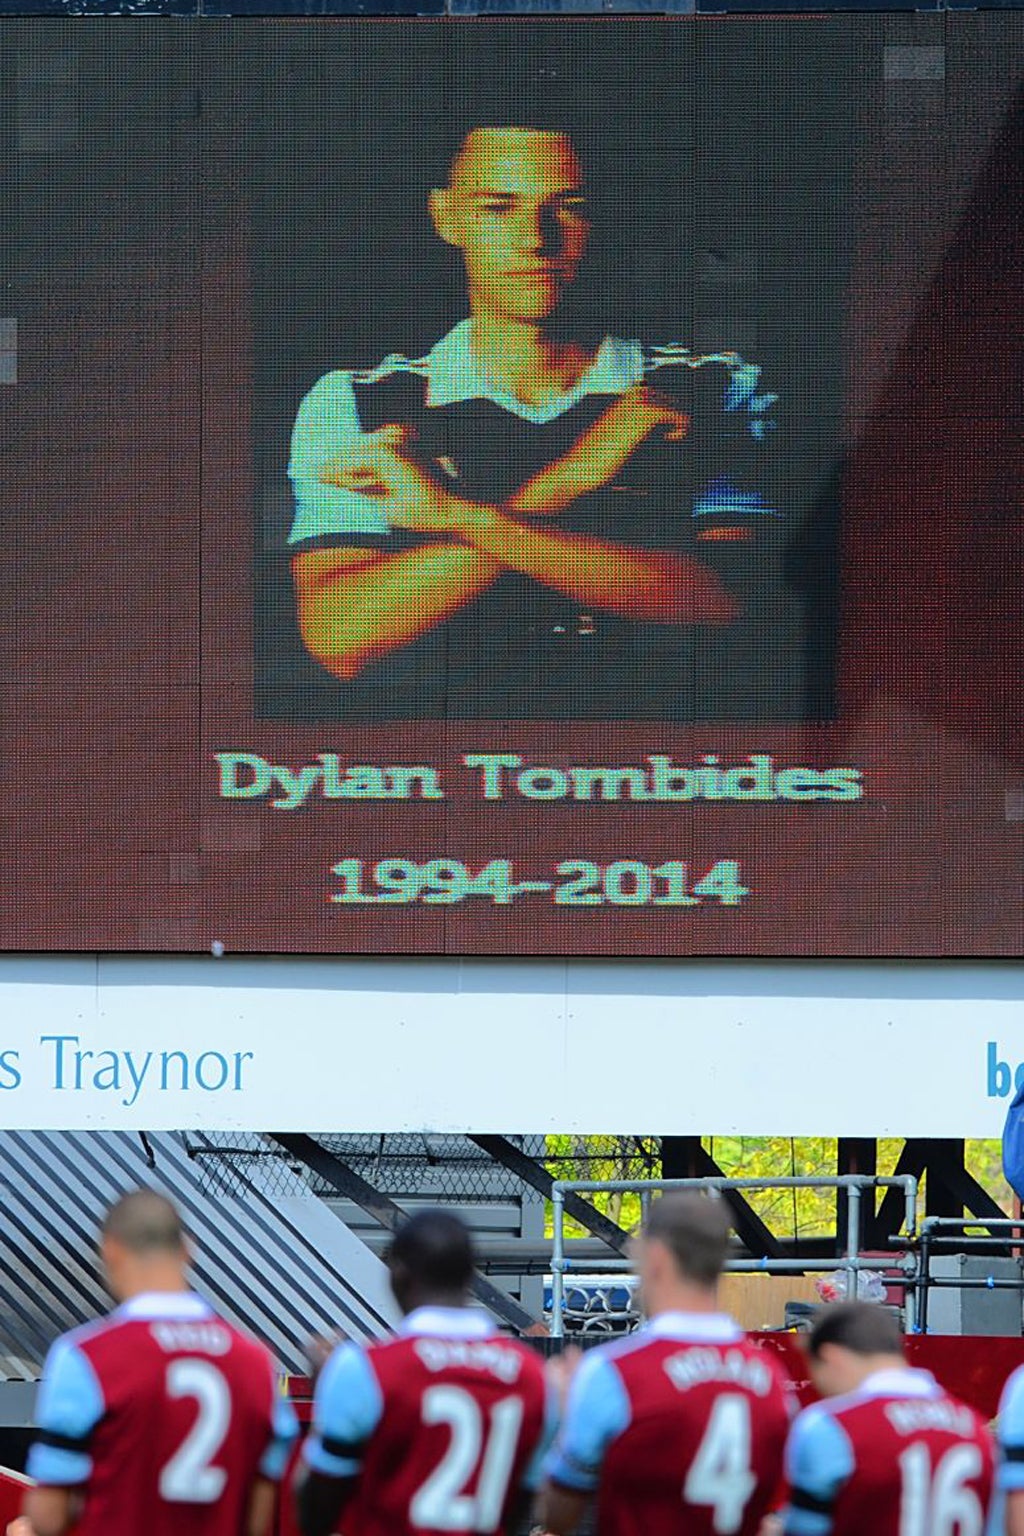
left=40, top=1034, right=79, bottom=1089
left=73, top=1049, right=94, bottom=1090
left=36, top=1041, right=250, bottom=1099
left=122, top=1051, right=153, bottom=1108
left=92, top=1051, right=120, bottom=1092
left=195, top=1052, right=229, bottom=1091
left=0, top=1051, right=21, bottom=1090
left=988, top=1042, right=1012, bottom=1098
left=160, top=1051, right=189, bottom=1091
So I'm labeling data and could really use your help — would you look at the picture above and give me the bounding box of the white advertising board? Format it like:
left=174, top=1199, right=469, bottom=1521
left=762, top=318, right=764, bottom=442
left=0, top=955, right=1019, bottom=1136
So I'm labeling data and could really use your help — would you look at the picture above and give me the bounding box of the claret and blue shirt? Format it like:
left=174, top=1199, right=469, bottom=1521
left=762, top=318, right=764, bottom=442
left=285, top=319, right=780, bottom=719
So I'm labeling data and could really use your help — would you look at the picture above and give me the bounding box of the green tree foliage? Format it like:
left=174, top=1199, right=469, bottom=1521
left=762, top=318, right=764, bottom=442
left=545, top=1137, right=1012, bottom=1240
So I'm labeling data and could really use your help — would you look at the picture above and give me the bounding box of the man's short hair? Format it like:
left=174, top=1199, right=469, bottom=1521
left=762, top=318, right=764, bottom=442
left=808, top=1302, right=903, bottom=1360
left=388, top=1209, right=475, bottom=1294
left=433, top=118, right=588, bottom=190
left=101, top=1189, right=185, bottom=1255
left=643, top=1193, right=732, bottom=1288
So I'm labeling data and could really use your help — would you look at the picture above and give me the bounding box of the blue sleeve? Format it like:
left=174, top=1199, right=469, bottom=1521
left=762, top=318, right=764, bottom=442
left=693, top=358, right=780, bottom=521
left=998, top=1365, right=1024, bottom=1492
left=287, top=371, right=391, bottom=546
left=723, top=359, right=779, bottom=445
left=26, top=1337, right=105, bottom=1487
left=522, top=1383, right=562, bottom=1494
left=545, top=1351, right=631, bottom=1494
left=782, top=1405, right=854, bottom=1536
left=302, top=1343, right=383, bottom=1479
left=259, top=1388, right=300, bottom=1483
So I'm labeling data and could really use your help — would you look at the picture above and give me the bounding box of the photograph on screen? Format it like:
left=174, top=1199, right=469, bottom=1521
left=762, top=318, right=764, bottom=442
left=4, top=19, right=1021, bottom=956
left=253, top=27, right=848, bottom=722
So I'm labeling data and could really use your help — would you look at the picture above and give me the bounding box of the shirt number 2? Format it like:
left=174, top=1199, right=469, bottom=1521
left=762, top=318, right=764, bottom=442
left=159, top=1358, right=232, bottom=1504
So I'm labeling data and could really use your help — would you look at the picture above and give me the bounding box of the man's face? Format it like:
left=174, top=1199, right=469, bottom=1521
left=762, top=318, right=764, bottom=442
left=431, top=128, right=591, bottom=321
left=629, top=1233, right=671, bottom=1317
left=809, top=1343, right=858, bottom=1400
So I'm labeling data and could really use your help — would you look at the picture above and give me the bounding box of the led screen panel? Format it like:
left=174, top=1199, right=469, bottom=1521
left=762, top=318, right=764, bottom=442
left=2, top=17, right=1022, bottom=954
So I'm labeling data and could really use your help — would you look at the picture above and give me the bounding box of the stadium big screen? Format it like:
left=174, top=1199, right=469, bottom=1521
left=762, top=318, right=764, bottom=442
left=2, top=19, right=1022, bottom=956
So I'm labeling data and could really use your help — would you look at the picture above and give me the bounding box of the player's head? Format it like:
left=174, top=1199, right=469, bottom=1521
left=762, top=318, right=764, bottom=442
left=100, top=1188, right=189, bottom=1302
left=387, top=1209, right=476, bottom=1315
left=429, top=124, right=590, bottom=324
left=634, top=1193, right=732, bottom=1314
left=806, top=1302, right=904, bottom=1398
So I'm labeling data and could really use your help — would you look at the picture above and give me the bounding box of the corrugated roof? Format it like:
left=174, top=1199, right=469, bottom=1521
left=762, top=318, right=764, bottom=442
left=0, top=1130, right=399, bottom=1381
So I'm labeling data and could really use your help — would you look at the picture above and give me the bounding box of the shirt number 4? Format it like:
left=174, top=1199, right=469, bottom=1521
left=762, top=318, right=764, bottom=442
left=684, top=1394, right=757, bottom=1535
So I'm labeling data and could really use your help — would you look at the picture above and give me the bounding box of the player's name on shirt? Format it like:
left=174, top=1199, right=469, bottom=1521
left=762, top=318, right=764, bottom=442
left=414, top=1337, right=527, bottom=1383
left=663, top=1345, right=779, bottom=1397
left=882, top=1398, right=979, bottom=1437
left=148, top=1320, right=233, bottom=1355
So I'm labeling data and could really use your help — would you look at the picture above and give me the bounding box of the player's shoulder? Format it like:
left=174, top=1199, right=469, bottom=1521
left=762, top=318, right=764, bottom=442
left=55, top=1311, right=179, bottom=1393
left=39, top=1316, right=119, bottom=1388
left=349, top=349, right=432, bottom=387
left=1000, top=1362, right=1024, bottom=1415
left=997, top=1364, right=1024, bottom=1453
left=816, top=1385, right=884, bottom=1426
left=642, top=341, right=747, bottom=373
left=793, top=1395, right=844, bottom=1436
left=360, top=1330, right=425, bottom=1390
left=641, top=341, right=777, bottom=421
left=366, top=1329, right=417, bottom=1363
left=303, top=349, right=431, bottom=399
left=575, top=1328, right=669, bottom=1388
left=317, top=1337, right=378, bottom=1391
left=62, top=1309, right=148, bottom=1360
left=294, top=351, right=432, bottom=446
left=788, top=1395, right=857, bottom=1466
left=786, top=1399, right=856, bottom=1492
left=641, top=342, right=763, bottom=386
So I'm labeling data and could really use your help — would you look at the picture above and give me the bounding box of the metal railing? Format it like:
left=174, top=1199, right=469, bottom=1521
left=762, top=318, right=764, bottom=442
left=914, top=1217, right=1024, bottom=1333
left=549, top=1175, right=920, bottom=1338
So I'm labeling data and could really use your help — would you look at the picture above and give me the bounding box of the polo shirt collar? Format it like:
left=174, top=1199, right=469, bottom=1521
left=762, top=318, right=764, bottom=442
left=400, top=1305, right=495, bottom=1340
left=424, top=319, right=642, bottom=423
left=118, top=1291, right=213, bottom=1321
left=856, top=1367, right=940, bottom=1400
left=646, top=1311, right=745, bottom=1344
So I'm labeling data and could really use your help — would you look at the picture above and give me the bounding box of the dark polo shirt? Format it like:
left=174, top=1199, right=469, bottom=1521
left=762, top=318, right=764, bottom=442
left=284, top=321, right=780, bottom=720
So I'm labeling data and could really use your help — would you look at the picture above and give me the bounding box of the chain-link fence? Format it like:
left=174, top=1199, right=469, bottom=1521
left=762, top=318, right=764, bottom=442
left=313, top=1135, right=529, bottom=1202
left=186, top=1132, right=661, bottom=1210
left=182, top=1131, right=303, bottom=1199
left=185, top=1133, right=1009, bottom=1246
left=186, top=1132, right=536, bottom=1203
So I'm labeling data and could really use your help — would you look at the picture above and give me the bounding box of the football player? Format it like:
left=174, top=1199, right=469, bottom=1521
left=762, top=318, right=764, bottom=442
left=782, top=1301, right=993, bottom=1535
left=16, top=1189, right=297, bottom=1536
left=297, top=1208, right=552, bottom=1536
left=542, top=1192, right=791, bottom=1535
